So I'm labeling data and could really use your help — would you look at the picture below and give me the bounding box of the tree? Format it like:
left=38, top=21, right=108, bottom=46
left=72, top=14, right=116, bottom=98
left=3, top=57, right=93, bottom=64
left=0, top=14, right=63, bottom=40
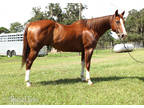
left=45, top=3, right=63, bottom=22
left=139, top=9, right=144, bottom=40
left=63, top=3, right=87, bottom=24
left=125, top=9, right=140, bottom=33
left=10, top=22, right=24, bottom=33
left=28, top=7, right=47, bottom=22
left=125, top=8, right=144, bottom=44
left=0, top=27, right=10, bottom=34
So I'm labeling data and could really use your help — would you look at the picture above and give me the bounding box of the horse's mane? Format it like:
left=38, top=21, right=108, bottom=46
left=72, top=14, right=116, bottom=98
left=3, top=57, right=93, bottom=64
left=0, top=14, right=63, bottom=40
left=80, top=15, right=113, bottom=30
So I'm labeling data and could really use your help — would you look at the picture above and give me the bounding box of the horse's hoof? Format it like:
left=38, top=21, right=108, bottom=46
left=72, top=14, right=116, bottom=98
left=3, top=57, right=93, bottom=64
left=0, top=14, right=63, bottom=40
left=81, top=77, right=86, bottom=82
left=26, top=82, right=31, bottom=87
left=88, top=80, right=93, bottom=85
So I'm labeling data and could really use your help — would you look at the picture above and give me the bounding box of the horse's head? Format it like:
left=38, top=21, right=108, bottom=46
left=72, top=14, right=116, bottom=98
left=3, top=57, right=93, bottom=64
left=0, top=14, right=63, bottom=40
left=111, top=10, right=127, bottom=39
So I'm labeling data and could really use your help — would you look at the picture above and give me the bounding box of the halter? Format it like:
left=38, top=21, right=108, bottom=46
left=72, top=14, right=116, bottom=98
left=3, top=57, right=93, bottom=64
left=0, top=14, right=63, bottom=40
left=115, top=23, right=124, bottom=38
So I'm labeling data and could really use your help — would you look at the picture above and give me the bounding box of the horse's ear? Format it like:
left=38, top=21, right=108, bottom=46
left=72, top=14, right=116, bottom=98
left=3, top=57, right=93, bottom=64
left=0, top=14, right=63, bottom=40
left=121, top=11, right=125, bottom=16
left=115, top=9, right=119, bottom=17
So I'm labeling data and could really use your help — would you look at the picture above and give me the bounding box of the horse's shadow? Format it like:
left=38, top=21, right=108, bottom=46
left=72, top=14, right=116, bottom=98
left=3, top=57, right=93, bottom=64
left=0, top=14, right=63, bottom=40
left=36, top=76, right=144, bottom=85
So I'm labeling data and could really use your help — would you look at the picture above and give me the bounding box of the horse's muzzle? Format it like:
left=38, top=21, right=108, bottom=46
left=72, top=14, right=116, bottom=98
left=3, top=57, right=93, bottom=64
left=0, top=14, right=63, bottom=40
left=118, top=33, right=127, bottom=39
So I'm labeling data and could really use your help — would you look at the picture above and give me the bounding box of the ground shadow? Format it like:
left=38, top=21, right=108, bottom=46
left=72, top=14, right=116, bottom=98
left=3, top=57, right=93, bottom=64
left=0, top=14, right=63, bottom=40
left=36, top=76, right=144, bottom=85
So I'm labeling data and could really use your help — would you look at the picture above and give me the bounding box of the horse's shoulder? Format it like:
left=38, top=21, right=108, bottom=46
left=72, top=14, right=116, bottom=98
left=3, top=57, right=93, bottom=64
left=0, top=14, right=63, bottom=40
left=82, top=28, right=93, bottom=34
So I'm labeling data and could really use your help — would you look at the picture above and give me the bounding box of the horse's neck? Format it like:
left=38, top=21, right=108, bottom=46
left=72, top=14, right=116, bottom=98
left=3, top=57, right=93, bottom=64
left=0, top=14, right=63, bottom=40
left=88, top=15, right=112, bottom=36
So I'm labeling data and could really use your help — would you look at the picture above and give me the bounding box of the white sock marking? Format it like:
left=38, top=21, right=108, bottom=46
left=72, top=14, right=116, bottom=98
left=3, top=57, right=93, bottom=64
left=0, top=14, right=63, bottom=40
left=86, top=69, right=90, bottom=80
left=120, top=18, right=127, bottom=35
left=25, top=70, right=30, bottom=82
left=86, top=69, right=93, bottom=85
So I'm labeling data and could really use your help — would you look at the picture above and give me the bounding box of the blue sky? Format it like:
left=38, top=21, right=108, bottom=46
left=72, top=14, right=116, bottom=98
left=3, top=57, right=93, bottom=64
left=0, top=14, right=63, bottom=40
left=0, top=0, right=144, bottom=28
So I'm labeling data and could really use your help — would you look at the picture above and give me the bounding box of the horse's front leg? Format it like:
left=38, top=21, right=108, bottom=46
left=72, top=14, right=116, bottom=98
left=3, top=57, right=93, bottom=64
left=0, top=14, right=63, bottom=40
left=81, top=51, right=85, bottom=81
left=85, top=48, right=94, bottom=85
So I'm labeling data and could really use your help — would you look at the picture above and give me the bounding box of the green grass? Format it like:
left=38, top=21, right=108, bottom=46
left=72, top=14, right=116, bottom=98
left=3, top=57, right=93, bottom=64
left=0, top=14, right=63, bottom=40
left=0, top=49, right=144, bottom=105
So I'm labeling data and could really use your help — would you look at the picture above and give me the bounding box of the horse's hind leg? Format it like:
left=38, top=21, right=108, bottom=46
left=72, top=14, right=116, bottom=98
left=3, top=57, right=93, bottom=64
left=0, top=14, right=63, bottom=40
left=25, top=49, right=39, bottom=87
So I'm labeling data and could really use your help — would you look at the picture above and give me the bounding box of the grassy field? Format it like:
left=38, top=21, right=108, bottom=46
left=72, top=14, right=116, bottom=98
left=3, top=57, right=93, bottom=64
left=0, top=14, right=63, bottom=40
left=0, top=49, right=144, bottom=105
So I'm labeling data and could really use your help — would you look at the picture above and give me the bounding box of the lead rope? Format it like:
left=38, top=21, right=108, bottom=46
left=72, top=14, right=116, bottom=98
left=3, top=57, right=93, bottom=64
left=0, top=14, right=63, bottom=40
left=120, top=39, right=144, bottom=64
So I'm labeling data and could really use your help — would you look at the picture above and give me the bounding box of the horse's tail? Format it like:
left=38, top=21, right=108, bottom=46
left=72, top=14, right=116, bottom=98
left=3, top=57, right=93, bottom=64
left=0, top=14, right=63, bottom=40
left=21, top=23, right=30, bottom=68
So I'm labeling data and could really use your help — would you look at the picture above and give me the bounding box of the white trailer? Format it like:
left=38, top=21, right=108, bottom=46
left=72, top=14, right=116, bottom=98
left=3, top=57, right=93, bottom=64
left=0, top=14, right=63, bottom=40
left=0, top=32, right=47, bottom=57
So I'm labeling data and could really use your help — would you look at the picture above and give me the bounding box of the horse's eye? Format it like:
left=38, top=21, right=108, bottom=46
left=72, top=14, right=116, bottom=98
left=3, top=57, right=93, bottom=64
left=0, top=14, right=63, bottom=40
left=116, top=21, right=120, bottom=24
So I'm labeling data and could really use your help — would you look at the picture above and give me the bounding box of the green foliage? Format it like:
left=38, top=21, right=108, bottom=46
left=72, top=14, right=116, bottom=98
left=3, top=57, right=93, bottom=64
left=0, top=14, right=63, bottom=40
left=28, top=7, right=47, bottom=22
left=97, top=30, right=114, bottom=48
left=125, top=8, right=144, bottom=43
left=99, top=30, right=114, bottom=42
left=62, top=3, right=87, bottom=25
left=0, top=27, right=10, bottom=34
left=45, top=3, right=63, bottom=22
left=126, top=33, right=142, bottom=42
left=10, top=22, right=24, bottom=33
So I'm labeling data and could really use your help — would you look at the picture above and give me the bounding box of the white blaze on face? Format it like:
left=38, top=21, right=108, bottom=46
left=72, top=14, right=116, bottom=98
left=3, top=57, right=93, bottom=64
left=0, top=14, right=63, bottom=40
left=120, top=18, right=127, bottom=36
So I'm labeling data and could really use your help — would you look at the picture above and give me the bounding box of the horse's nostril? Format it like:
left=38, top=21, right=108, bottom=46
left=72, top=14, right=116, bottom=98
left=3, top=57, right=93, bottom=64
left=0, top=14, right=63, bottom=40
left=122, top=34, right=124, bottom=38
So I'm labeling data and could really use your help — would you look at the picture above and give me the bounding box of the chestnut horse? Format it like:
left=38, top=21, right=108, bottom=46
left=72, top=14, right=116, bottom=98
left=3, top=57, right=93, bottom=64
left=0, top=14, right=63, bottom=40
left=22, top=10, right=127, bottom=87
